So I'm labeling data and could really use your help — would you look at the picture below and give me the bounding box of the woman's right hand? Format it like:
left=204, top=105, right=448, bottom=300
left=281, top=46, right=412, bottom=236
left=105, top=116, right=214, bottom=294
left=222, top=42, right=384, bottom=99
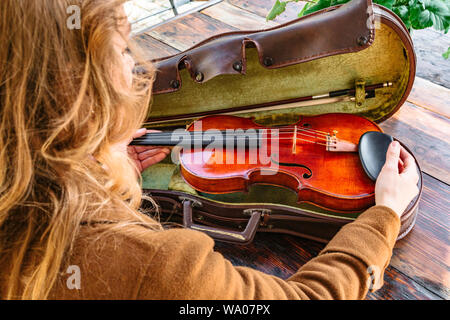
left=375, top=141, right=420, bottom=217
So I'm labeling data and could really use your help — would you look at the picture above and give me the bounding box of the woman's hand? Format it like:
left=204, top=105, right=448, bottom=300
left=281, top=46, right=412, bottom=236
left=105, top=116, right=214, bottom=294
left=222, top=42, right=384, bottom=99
left=375, top=141, right=420, bottom=217
left=127, top=128, right=171, bottom=173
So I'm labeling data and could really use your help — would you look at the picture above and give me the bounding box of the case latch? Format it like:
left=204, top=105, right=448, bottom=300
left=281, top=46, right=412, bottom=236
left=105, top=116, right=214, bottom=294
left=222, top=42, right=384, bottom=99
left=243, top=208, right=271, bottom=227
left=243, top=208, right=271, bottom=216
left=354, top=79, right=366, bottom=107
left=179, top=196, right=202, bottom=208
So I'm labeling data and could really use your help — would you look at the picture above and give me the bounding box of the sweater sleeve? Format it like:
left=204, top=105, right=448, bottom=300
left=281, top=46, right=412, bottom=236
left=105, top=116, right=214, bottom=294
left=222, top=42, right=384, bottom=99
left=137, top=205, right=400, bottom=300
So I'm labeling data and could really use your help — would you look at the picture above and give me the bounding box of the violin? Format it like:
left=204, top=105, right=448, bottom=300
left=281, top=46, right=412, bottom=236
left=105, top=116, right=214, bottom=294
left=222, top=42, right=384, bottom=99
left=132, top=113, right=391, bottom=212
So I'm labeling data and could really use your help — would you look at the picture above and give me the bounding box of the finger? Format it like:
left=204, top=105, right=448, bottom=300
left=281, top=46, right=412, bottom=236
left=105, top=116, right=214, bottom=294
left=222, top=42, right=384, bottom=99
left=399, top=146, right=415, bottom=172
left=139, top=147, right=171, bottom=155
left=133, top=159, right=143, bottom=172
left=161, top=147, right=171, bottom=155
left=126, top=128, right=148, bottom=146
left=134, top=145, right=163, bottom=153
left=127, top=146, right=137, bottom=155
left=401, top=163, right=420, bottom=184
left=398, top=158, right=405, bottom=173
left=138, top=148, right=161, bottom=160
left=129, top=151, right=139, bottom=160
left=132, top=128, right=148, bottom=139
left=137, top=148, right=170, bottom=160
left=383, top=141, right=401, bottom=172
left=140, top=152, right=169, bottom=170
left=399, top=147, right=419, bottom=183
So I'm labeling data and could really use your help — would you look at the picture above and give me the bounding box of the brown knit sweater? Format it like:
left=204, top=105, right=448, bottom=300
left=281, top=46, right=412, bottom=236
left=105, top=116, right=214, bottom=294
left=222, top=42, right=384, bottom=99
left=49, top=205, right=400, bottom=299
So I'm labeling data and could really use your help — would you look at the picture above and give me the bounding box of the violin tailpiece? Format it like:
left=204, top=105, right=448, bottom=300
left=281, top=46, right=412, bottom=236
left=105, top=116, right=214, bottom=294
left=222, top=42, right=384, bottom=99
left=327, top=138, right=358, bottom=153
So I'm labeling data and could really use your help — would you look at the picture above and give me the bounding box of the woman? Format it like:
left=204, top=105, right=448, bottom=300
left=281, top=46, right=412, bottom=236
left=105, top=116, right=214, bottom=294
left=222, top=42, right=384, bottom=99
left=0, top=0, right=419, bottom=300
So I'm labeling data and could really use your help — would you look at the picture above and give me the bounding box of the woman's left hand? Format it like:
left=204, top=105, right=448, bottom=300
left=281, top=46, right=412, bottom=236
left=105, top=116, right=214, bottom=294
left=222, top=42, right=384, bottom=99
left=127, top=128, right=171, bottom=173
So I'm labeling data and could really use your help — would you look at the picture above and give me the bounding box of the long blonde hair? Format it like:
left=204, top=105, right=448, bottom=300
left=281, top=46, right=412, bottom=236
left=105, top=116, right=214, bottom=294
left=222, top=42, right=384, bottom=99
left=0, top=0, right=159, bottom=299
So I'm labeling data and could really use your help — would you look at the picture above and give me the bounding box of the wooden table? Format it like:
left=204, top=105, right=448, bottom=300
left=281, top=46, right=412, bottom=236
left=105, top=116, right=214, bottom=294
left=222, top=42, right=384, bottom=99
left=134, top=0, right=449, bottom=300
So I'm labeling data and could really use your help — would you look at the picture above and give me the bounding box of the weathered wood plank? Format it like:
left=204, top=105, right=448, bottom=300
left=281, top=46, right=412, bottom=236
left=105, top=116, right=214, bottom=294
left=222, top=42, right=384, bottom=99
left=133, top=33, right=180, bottom=61
left=379, top=102, right=450, bottom=185
left=226, top=0, right=303, bottom=23
left=388, top=173, right=450, bottom=299
left=407, top=77, right=450, bottom=118
left=367, top=266, right=443, bottom=300
left=411, top=28, right=450, bottom=89
left=146, top=12, right=238, bottom=51
left=202, top=1, right=278, bottom=30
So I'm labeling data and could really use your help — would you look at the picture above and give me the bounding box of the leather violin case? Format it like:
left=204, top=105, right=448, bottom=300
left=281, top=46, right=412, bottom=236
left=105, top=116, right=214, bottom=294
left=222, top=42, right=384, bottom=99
left=139, top=0, right=422, bottom=244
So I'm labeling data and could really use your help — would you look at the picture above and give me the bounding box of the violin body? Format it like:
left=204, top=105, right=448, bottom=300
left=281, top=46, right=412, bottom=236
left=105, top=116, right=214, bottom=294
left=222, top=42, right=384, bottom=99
left=179, top=114, right=382, bottom=212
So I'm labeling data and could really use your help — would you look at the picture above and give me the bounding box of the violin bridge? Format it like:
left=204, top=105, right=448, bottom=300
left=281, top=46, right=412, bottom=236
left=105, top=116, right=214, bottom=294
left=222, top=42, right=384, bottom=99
left=292, top=125, right=297, bottom=154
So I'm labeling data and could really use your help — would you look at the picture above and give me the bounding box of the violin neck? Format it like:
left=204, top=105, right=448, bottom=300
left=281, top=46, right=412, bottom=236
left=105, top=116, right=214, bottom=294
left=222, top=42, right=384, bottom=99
left=130, top=130, right=359, bottom=153
left=129, top=131, right=263, bottom=148
left=130, top=132, right=185, bottom=147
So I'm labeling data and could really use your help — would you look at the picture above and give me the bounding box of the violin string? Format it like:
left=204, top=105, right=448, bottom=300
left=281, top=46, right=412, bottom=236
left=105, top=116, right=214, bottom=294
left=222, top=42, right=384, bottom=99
left=132, top=138, right=325, bottom=141
left=141, top=124, right=331, bottom=136
left=132, top=139, right=329, bottom=147
left=139, top=126, right=332, bottom=137
left=133, top=129, right=331, bottom=141
left=136, top=135, right=328, bottom=148
left=132, top=133, right=331, bottom=143
left=134, top=137, right=328, bottom=146
left=257, top=126, right=330, bottom=136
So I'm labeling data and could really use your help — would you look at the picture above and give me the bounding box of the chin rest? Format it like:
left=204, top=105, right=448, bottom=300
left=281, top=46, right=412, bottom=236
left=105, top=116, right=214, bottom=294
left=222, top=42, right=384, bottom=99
left=358, top=131, right=394, bottom=181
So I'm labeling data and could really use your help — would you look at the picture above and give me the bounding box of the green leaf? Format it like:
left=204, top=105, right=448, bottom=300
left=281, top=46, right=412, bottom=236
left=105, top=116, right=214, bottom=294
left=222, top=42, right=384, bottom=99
left=302, top=0, right=334, bottom=16
left=394, top=5, right=410, bottom=19
left=278, top=0, right=450, bottom=35
left=393, top=5, right=412, bottom=29
left=394, top=0, right=409, bottom=6
left=417, top=10, right=434, bottom=28
left=266, top=0, right=287, bottom=21
left=443, top=47, right=450, bottom=59
left=375, top=0, right=395, bottom=10
left=330, top=0, right=350, bottom=5
left=298, top=1, right=318, bottom=17
left=409, top=0, right=450, bottom=31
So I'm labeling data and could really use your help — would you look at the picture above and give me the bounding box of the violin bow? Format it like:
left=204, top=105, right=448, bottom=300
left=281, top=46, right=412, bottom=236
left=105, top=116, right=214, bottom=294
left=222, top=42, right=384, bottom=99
left=144, top=82, right=393, bottom=126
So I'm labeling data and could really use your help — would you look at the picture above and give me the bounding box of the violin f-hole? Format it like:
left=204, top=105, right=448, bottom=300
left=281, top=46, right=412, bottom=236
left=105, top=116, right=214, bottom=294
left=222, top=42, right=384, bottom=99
left=270, top=155, right=313, bottom=179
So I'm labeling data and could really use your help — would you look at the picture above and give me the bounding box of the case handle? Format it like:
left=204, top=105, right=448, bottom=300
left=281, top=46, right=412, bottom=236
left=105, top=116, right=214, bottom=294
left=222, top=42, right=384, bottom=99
left=182, top=199, right=261, bottom=244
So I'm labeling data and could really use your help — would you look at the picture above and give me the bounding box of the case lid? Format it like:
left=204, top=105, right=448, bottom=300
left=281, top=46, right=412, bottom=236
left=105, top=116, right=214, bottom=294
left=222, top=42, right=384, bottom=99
left=143, top=0, right=415, bottom=127
left=151, top=0, right=374, bottom=94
